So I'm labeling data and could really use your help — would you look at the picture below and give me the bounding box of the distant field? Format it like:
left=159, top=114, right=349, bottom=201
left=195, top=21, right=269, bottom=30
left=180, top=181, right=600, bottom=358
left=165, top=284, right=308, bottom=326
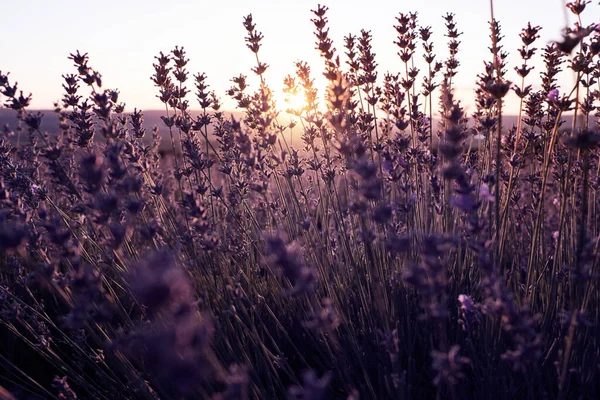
left=2, top=108, right=592, bottom=152
left=0, top=109, right=242, bottom=151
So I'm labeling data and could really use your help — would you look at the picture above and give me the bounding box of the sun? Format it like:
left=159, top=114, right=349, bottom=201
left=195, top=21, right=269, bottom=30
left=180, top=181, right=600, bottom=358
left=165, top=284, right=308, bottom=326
left=280, top=87, right=327, bottom=116
left=280, top=74, right=311, bottom=116
left=282, top=90, right=307, bottom=116
left=278, top=73, right=329, bottom=117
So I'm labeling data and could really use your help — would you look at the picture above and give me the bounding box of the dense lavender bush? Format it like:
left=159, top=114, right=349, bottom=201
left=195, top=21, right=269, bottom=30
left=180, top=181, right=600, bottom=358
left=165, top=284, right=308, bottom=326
left=1, top=1, right=600, bottom=399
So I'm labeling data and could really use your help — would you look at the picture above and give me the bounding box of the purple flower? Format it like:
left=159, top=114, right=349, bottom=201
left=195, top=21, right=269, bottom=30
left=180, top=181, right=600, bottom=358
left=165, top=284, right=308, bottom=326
left=287, top=370, right=331, bottom=400
left=431, top=345, right=470, bottom=386
left=52, top=376, right=77, bottom=400
left=458, top=294, right=481, bottom=332
left=303, top=298, right=340, bottom=331
left=458, top=294, right=474, bottom=313
left=213, top=365, right=249, bottom=400
left=479, top=183, right=494, bottom=202
left=378, top=328, right=400, bottom=362
left=265, top=235, right=318, bottom=296
left=495, top=55, right=503, bottom=66
left=129, top=249, right=193, bottom=316
left=547, top=88, right=559, bottom=102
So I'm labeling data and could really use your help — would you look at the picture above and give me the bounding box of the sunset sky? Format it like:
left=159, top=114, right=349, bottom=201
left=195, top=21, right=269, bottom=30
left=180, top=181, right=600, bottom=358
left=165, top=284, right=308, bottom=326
left=1, top=0, right=589, bottom=115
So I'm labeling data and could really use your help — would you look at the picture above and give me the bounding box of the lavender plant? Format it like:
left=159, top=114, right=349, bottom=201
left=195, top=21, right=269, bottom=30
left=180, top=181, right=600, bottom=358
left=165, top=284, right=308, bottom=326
left=1, top=2, right=599, bottom=399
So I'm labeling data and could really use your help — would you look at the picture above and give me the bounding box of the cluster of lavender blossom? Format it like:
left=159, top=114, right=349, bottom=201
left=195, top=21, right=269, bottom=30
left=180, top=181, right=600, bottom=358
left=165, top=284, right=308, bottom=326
left=1, top=1, right=600, bottom=399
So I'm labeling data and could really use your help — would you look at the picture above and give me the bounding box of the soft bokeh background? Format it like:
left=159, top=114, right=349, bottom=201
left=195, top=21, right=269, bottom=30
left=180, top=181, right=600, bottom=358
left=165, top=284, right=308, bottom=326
left=0, top=0, right=585, bottom=114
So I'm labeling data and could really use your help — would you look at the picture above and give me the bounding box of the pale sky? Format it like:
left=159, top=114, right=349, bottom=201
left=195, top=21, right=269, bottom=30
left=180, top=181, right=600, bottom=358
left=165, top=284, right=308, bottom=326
left=1, top=0, right=596, bottom=115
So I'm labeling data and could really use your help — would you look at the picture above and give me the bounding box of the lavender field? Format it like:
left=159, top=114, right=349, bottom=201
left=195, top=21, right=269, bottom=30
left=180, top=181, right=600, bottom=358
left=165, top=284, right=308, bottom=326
left=1, top=1, right=600, bottom=399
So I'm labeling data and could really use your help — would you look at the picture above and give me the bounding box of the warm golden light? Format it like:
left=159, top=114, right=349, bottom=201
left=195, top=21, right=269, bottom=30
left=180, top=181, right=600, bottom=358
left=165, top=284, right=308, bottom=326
left=282, top=89, right=307, bottom=116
